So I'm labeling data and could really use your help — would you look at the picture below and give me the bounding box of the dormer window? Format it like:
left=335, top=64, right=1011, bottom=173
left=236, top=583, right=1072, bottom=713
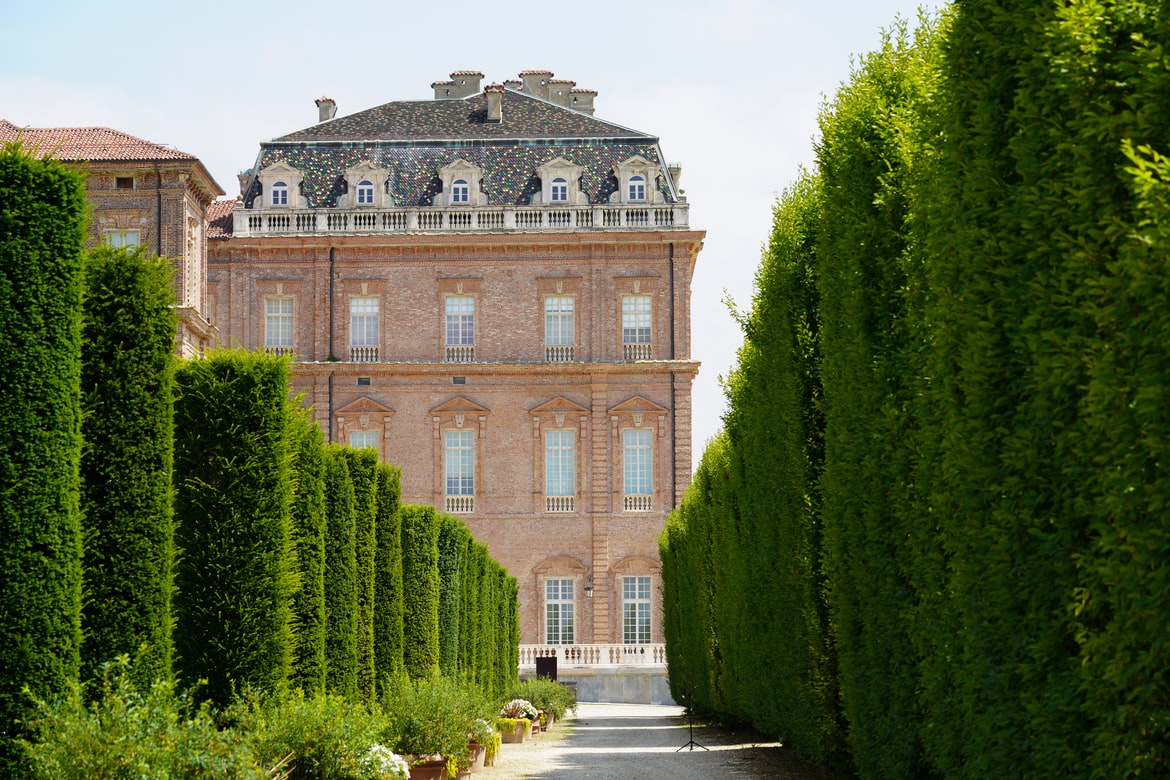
left=628, top=175, right=646, bottom=202
left=452, top=179, right=470, bottom=204
left=271, top=181, right=289, bottom=206
left=356, top=180, right=374, bottom=205
left=551, top=178, right=569, bottom=202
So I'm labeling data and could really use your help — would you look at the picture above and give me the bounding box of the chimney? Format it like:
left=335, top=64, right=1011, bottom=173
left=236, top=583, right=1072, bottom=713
left=237, top=172, right=251, bottom=196
left=519, top=70, right=554, bottom=100
left=448, top=70, right=484, bottom=98
left=315, top=97, right=337, bottom=122
left=503, top=79, right=522, bottom=91
left=485, top=83, right=504, bottom=123
left=668, top=163, right=683, bottom=191
left=548, top=79, right=576, bottom=108
left=570, top=87, right=597, bottom=116
left=432, top=80, right=455, bottom=99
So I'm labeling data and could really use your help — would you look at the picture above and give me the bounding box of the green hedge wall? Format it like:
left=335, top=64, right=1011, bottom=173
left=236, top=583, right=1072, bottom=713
left=437, top=513, right=470, bottom=677
left=172, top=352, right=295, bottom=707
left=399, top=504, right=440, bottom=680
left=341, top=447, right=378, bottom=703
left=288, top=408, right=327, bottom=696
left=0, top=142, right=87, bottom=772
left=373, top=463, right=403, bottom=692
left=79, top=245, right=178, bottom=688
left=322, top=445, right=358, bottom=698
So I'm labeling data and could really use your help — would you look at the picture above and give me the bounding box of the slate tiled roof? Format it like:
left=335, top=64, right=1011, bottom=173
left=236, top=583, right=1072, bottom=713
left=206, top=199, right=235, bottom=239
left=249, top=88, right=671, bottom=210
left=273, top=90, right=652, bottom=143
left=0, top=119, right=197, bottom=162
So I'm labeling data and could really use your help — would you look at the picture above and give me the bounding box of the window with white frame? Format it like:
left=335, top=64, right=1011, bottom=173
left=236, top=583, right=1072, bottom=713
left=544, top=295, right=574, bottom=361
left=622, top=575, right=651, bottom=644
left=271, top=181, right=289, bottom=206
left=445, top=295, right=475, bottom=361
left=550, top=177, right=569, bottom=202
left=451, top=179, right=470, bottom=204
left=622, top=294, right=651, bottom=359
left=628, top=175, right=646, bottom=201
left=623, top=428, right=652, bottom=509
left=545, top=430, right=575, bottom=509
left=350, top=296, right=379, bottom=361
left=106, top=230, right=141, bottom=248
left=445, top=429, right=475, bottom=508
left=349, top=430, right=379, bottom=451
left=545, top=578, right=575, bottom=644
left=265, top=297, right=293, bottom=352
left=356, top=180, right=375, bottom=205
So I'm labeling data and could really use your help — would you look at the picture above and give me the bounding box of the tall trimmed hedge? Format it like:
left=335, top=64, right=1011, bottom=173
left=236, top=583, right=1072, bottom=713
left=0, top=142, right=87, bottom=772
left=373, top=463, right=404, bottom=691
left=341, top=447, right=378, bottom=703
left=399, top=504, right=440, bottom=680
left=437, top=513, right=470, bottom=677
left=322, top=446, right=358, bottom=698
left=172, top=352, right=295, bottom=707
left=663, top=4, right=1170, bottom=778
left=288, top=408, right=327, bottom=695
left=79, top=245, right=178, bottom=688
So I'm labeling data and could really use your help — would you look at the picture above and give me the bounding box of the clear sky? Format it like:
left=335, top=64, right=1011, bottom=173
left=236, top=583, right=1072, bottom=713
left=2, top=0, right=937, bottom=466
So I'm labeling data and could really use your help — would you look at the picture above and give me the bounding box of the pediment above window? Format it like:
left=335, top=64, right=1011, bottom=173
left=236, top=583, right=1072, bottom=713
left=608, top=395, right=668, bottom=416
left=534, top=157, right=587, bottom=205
left=431, top=396, right=490, bottom=416
left=343, top=161, right=391, bottom=208
left=434, top=159, right=487, bottom=206
left=610, top=155, right=664, bottom=205
left=530, top=396, right=590, bottom=416
left=256, top=162, right=305, bottom=209
left=336, top=396, right=395, bottom=416
left=611, top=554, right=661, bottom=575
left=532, top=554, right=588, bottom=576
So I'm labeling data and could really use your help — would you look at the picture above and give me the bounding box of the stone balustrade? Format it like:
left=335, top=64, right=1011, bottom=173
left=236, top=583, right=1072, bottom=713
left=233, top=202, right=689, bottom=237
left=519, top=643, right=666, bottom=667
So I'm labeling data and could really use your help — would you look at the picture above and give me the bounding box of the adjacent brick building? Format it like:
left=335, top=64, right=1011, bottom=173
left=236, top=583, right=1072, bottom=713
left=0, top=120, right=223, bottom=357
left=209, top=71, right=704, bottom=649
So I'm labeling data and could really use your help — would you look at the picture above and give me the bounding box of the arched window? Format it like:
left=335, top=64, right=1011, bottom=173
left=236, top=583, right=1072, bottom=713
left=271, top=181, right=289, bottom=206
left=551, top=177, right=568, bottom=202
left=452, top=179, right=470, bottom=204
left=356, top=179, right=374, bottom=205
left=628, top=175, right=646, bottom=202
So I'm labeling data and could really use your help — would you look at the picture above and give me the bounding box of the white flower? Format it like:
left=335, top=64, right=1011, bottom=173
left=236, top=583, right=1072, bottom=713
left=360, top=744, right=410, bottom=780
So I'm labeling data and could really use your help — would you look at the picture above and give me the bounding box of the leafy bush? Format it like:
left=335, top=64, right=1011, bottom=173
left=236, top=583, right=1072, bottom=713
left=232, top=688, right=382, bottom=780
left=381, top=675, right=486, bottom=767
left=24, top=658, right=266, bottom=779
left=506, top=679, right=576, bottom=720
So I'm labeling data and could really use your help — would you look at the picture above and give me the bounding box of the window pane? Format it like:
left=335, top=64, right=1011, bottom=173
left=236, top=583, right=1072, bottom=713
left=622, top=576, right=651, bottom=644
left=351, top=297, right=378, bottom=346
left=623, top=428, right=652, bottom=496
left=265, top=297, right=293, bottom=348
left=445, top=429, right=474, bottom=496
left=349, top=430, right=378, bottom=451
left=545, top=578, right=575, bottom=644
left=544, top=296, right=574, bottom=346
left=622, top=295, right=651, bottom=344
left=446, top=296, right=475, bottom=346
left=545, top=430, right=574, bottom=496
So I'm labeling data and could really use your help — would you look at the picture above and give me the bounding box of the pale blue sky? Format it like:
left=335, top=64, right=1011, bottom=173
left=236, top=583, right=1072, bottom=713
left=2, top=0, right=938, bottom=464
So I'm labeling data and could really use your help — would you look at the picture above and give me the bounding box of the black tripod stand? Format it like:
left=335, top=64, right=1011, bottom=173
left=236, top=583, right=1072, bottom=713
left=676, top=687, right=709, bottom=752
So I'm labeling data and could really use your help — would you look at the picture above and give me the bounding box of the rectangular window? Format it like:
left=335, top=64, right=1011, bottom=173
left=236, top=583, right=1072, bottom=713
left=107, top=230, right=141, bottom=248
left=349, top=430, right=378, bottom=451
left=622, top=295, right=651, bottom=345
left=350, top=296, right=378, bottom=361
left=115, top=176, right=134, bottom=190
left=545, top=296, right=574, bottom=346
left=623, top=428, right=652, bottom=497
left=545, top=578, right=575, bottom=644
left=265, top=297, right=293, bottom=350
left=622, top=576, right=651, bottom=644
left=445, top=429, right=474, bottom=497
left=445, top=296, right=475, bottom=345
left=545, top=430, right=575, bottom=498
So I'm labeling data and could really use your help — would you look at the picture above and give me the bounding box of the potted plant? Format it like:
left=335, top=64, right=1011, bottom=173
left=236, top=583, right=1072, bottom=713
left=358, top=745, right=411, bottom=780
left=383, top=677, right=473, bottom=779
left=497, top=698, right=537, bottom=743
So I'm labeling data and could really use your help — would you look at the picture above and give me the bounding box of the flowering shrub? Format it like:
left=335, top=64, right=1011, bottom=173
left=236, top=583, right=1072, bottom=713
left=499, top=698, right=538, bottom=719
left=358, top=745, right=409, bottom=780
left=467, top=717, right=495, bottom=745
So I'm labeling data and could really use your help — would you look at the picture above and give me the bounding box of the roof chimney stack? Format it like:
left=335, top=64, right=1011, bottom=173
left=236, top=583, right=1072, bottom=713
left=485, top=83, right=504, bottom=123
left=448, top=71, right=484, bottom=98
left=569, top=87, right=597, bottom=116
left=315, top=97, right=337, bottom=123
left=519, top=70, right=554, bottom=101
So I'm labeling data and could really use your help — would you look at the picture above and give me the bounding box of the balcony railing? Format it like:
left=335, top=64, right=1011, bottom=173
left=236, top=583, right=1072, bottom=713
left=445, top=495, right=475, bottom=514
left=445, top=345, right=475, bottom=363
left=622, top=343, right=652, bottom=361
left=350, top=345, right=379, bottom=362
left=624, top=494, right=653, bottom=512
left=235, top=202, right=690, bottom=237
left=545, top=344, right=575, bottom=362
left=519, top=643, right=666, bottom=666
left=265, top=345, right=294, bottom=357
left=545, top=495, right=575, bottom=513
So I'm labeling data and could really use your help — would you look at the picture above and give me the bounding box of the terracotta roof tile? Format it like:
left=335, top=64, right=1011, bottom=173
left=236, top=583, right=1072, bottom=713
left=0, top=119, right=197, bottom=162
left=206, top=199, right=235, bottom=238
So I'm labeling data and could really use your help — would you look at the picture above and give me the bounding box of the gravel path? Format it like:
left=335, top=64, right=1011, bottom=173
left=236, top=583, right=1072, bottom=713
left=474, top=703, right=838, bottom=779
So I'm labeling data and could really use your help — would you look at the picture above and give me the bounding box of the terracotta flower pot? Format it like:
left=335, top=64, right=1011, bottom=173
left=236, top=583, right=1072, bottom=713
left=408, top=756, right=448, bottom=780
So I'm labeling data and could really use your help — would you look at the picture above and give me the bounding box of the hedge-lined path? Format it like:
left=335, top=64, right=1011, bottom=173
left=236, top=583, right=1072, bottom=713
left=476, top=703, right=842, bottom=779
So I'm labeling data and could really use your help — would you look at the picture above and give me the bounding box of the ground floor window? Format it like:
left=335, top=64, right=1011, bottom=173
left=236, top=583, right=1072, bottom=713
left=545, top=578, right=574, bottom=644
left=622, top=575, right=651, bottom=644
